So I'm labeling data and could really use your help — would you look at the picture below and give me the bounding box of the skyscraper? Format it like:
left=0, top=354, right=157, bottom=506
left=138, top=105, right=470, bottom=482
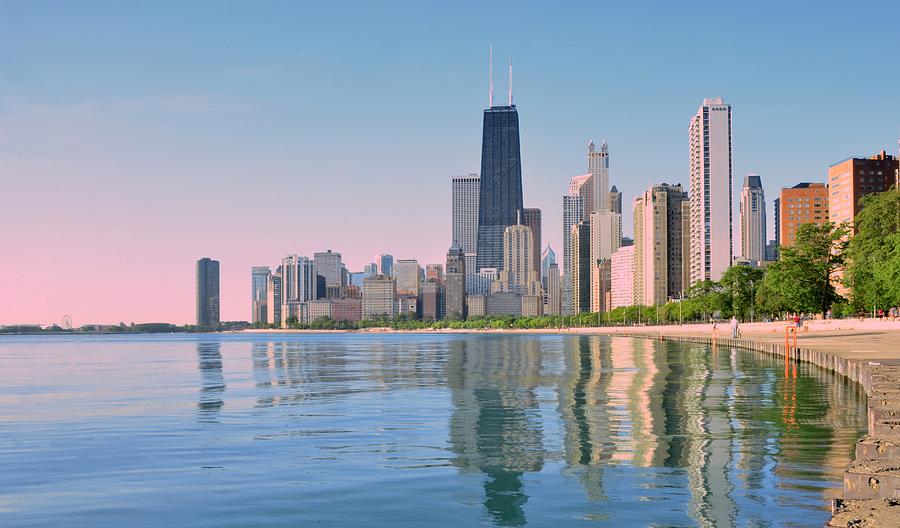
left=588, top=140, right=610, bottom=214
left=633, top=184, right=689, bottom=305
left=281, top=255, right=317, bottom=304
left=445, top=243, right=466, bottom=319
left=196, top=258, right=220, bottom=327
left=362, top=275, right=396, bottom=320
left=609, top=185, right=622, bottom=215
left=689, top=97, right=733, bottom=284
left=476, top=97, right=524, bottom=271
left=425, top=264, right=444, bottom=283
left=610, top=245, right=635, bottom=309
left=540, top=245, right=556, bottom=289
left=739, top=174, right=766, bottom=262
left=562, top=174, right=591, bottom=315
left=498, top=224, right=540, bottom=296
left=570, top=222, right=591, bottom=314
left=589, top=210, right=622, bottom=312
left=363, top=262, right=378, bottom=277
left=544, top=262, right=561, bottom=316
left=313, top=250, right=343, bottom=287
left=379, top=254, right=394, bottom=277
left=522, top=207, right=542, bottom=271
left=452, top=174, right=480, bottom=274
left=250, top=266, right=270, bottom=324
left=394, top=259, right=421, bottom=296
left=266, top=267, right=282, bottom=327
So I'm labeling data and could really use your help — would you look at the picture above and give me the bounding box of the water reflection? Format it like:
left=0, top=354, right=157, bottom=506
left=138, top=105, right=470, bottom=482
left=197, top=341, right=225, bottom=421
left=446, top=338, right=544, bottom=526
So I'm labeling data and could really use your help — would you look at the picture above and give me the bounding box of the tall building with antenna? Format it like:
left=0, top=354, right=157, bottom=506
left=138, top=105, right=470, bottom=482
left=476, top=47, right=524, bottom=271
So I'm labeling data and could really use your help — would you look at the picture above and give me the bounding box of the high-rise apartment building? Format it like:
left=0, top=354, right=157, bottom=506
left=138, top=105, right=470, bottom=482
left=420, top=280, right=445, bottom=321
left=452, top=174, right=480, bottom=274
left=589, top=211, right=622, bottom=312
left=251, top=266, right=270, bottom=324
left=379, top=254, right=393, bottom=277
left=828, top=150, right=898, bottom=227
left=562, top=174, right=591, bottom=314
left=610, top=245, right=635, bottom=309
left=779, top=183, right=829, bottom=247
left=739, top=174, right=766, bottom=262
left=445, top=243, right=466, bottom=319
left=394, top=259, right=421, bottom=296
left=633, top=183, right=689, bottom=305
left=689, top=97, right=733, bottom=285
left=362, top=275, right=396, bottom=320
left=498, top=224, right=540, bottom=296
left=363, top=262, right=378, bottom=277
left=196, top=258, right=220, bottom=327
left=588, top=140, right=610, bottom=214
left=570, top=222, right=591, bottom=314
left=281, top=255, right=317, bottom=305
left=544, top=262, right=561, bottom=316
left=609, top=185, right=622, bottom=215
left=476, top=104, right=524, bottom=271
left=522, top=208, right=542, bottom=272
left=313, top=250, right=343, bottom=287
left=266, top=267, right=282, bottom=327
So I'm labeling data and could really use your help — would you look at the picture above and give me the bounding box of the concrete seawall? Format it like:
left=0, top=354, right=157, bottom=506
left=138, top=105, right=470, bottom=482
left=625, top=330, right=900, bottom=527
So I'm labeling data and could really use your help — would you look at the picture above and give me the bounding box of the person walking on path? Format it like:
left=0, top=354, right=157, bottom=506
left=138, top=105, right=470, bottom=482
left=731, top=316, right=740, bottom=338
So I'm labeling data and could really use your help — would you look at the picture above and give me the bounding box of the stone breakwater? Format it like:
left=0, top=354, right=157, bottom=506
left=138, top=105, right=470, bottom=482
left=627, top=332, right=900, bottom=527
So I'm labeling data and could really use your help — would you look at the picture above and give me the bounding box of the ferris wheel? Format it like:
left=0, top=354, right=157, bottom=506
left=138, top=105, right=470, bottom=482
left=61, top=314, right=73, bottom=330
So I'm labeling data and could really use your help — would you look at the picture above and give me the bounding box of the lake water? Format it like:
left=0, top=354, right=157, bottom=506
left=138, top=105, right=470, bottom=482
left=0, top=333, right=866, bottom=527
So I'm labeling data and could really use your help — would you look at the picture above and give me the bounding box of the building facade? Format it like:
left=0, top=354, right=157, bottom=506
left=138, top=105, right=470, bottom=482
left=379, top=254, right=393, bottom=277
left=476, top=105, right=524, bottom=271
left=196, top=257, right=220, bottom=327
left=544, top=262, right=561, bottom=316
left=362, top=275, right=396, bottom=320
left=313, top=250, right=343, bottom=287
left=610, top=245, right=635, bottom=309
left=445, top=243, right=466, bottom=319
left=570, top=222, right=591, bottom=314
left=779, top=183, right=829, bottom=248
left=522, top=207, right=542, bottom=272
left=739, top=174, right=766, bottom=261
left=498, top=224, right=540, bottom=296
left=588, top=140, right=610, bottom=214
left=633, top=183, right=689, bottom=305
left=251, top=266, right=270, bottom=324
left=562, top=174, right=591, bottom=314
left=609, top=185, right=622, bottom=215
left=589, top=211, right=622, bottom=312
left=452, top=174, right=480, bottom=274
left=689, top=97, right=733, bottom=285
left=266, top=267, right=282, bottom=327
left=393, top=259, right=421, bottom=296
left=828, top=151, right=898, bottom=227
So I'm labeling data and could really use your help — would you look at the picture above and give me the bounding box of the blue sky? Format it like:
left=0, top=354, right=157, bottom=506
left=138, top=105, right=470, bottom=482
left=2, top=1, right=900, bottom=323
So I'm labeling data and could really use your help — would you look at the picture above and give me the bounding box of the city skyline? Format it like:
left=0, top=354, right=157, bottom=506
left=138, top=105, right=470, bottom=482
left=4, top=2, right=900, bottom=325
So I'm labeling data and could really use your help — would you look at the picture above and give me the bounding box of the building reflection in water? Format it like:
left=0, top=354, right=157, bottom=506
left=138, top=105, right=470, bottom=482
left=446, top=337, right=544, bottom=526
left=197, top=341, right=225, bottom=422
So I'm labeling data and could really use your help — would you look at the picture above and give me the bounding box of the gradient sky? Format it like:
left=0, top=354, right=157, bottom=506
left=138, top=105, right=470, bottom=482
left=3, top=1, right=900, bottom=325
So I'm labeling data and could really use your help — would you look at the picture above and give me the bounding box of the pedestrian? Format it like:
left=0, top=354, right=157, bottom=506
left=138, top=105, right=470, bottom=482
left=730, top=315, right=739, bottom=338
left=793, top=313, right=801, bottom=328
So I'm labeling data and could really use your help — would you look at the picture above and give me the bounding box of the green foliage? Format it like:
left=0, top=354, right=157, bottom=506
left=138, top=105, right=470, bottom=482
left=758, top=222, right=847, bottom=315
left=846, top=190, right=900, bottom=311
left=718, top=266, right=764, bottom=321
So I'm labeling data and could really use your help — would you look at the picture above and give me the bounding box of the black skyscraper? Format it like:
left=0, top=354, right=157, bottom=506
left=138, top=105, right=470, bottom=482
left=196, top=258, right=220, bottom=326
left=476, top=105, right=523, bottom=271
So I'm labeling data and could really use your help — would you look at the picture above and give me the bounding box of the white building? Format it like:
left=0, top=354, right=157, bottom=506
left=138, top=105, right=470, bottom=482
left=498, top=224, right=540, bottom=296
left=452, top=174, right=480, bottom=275
left=739, top=174, right=766, bottom=262
left=313, top=250, right=344, bottom=287
left=689, top=97, right=733, bottom=285
left=610, top=245, right=634, bottom=309
left=589, top=211, right=621, bottom=313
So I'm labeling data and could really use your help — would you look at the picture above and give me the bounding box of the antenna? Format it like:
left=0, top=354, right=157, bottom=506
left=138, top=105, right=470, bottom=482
left=489, top=45, right=494, bottom=107
left=508, top=58, right=513, bottom=105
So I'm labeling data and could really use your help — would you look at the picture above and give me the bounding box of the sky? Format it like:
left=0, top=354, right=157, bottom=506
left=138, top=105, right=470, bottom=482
left=2, top=1, right=900, bottom=325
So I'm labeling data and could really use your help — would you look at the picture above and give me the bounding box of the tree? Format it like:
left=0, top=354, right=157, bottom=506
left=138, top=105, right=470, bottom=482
left=759, top=222, right=848, bottom=315
left=845, top=190, right=900, bottom=311
left=718, top=265, right=764, bottom=321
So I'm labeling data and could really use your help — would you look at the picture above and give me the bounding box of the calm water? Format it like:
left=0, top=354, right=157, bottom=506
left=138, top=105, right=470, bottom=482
left=0, top=334, right=866, bottom=527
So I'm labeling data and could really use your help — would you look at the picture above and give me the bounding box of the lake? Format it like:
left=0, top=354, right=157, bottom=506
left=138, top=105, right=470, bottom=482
left=0, top=333, right=865, bottom=527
